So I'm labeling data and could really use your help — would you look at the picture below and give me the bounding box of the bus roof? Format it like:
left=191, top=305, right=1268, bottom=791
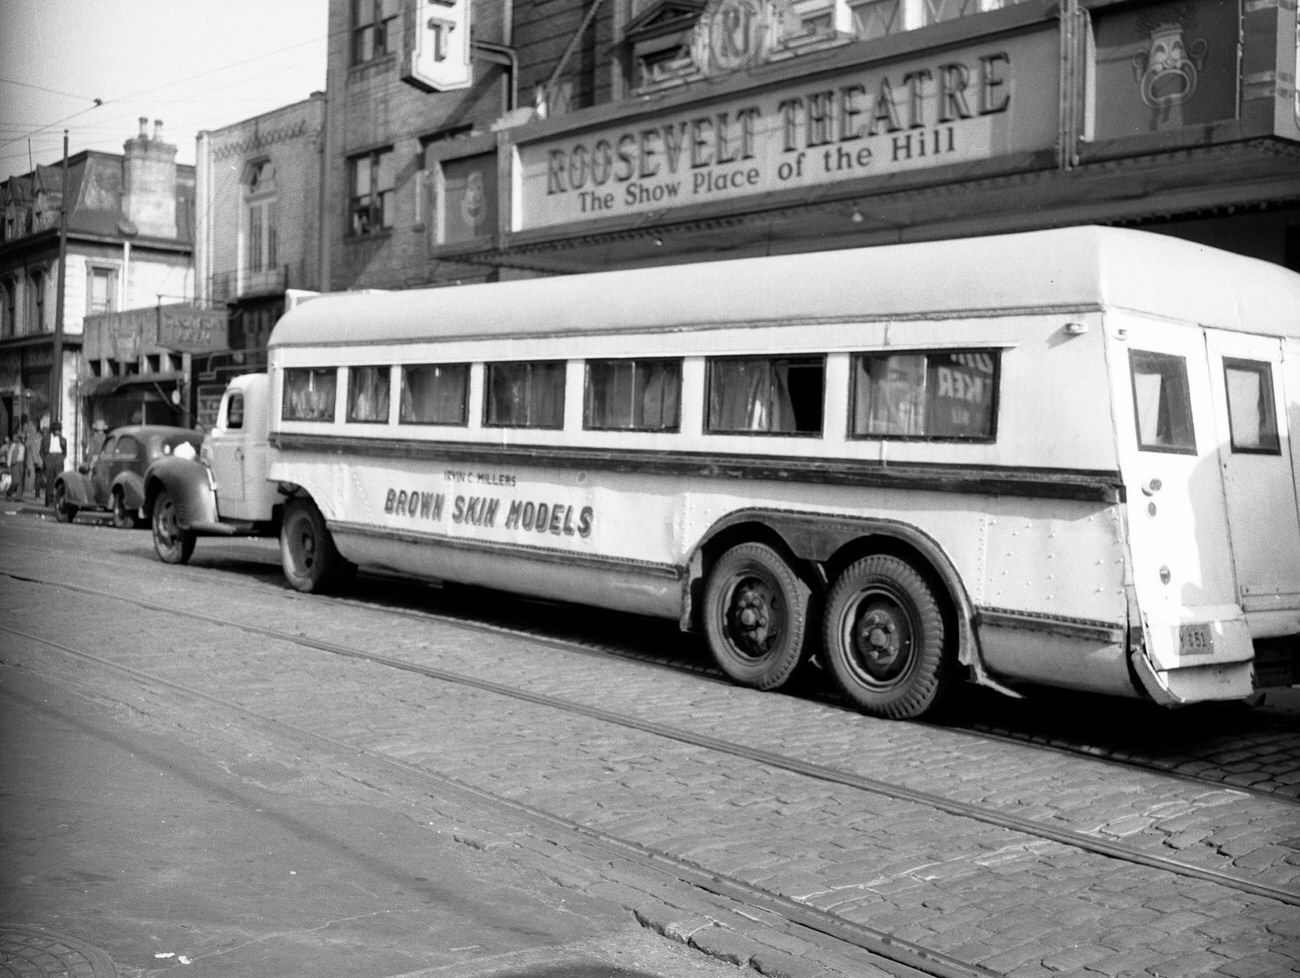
left=270, top=226, right=1300, bottom=349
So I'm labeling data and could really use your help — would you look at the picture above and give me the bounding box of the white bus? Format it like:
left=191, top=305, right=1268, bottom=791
left=175, top=226, right=1300, bottom=719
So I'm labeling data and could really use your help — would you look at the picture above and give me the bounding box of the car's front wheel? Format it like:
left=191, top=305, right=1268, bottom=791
left=151, top=489, right=195, bottom=564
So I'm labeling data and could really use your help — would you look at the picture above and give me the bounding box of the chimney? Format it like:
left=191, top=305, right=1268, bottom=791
left=123, top=118, right=179, bottom=238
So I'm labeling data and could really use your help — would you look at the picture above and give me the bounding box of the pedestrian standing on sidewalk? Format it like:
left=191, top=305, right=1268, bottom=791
left=0, top=435, right=12, bottom=497
left=86, top=419, right=108, bottom=464
left=16, top=414, right=36, bottom=499
left=42, top=421, right=67, bottom=506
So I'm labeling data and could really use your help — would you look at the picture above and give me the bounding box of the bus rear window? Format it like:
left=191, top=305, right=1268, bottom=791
left=282, top=367, right=337, bottom=422
left=1223, top=358, right=1280, bottom=454
left=585, top=359, right=681, bottom=432
left=400, top=363, right=469, bottom=426
left=485, top=361, right=565, bottom=429
left=850, top=351, right=998, bottom=440
left=706, top=356, right=824, bottom=435
left=1130, top=350, right=1195, bottom=453
left=347, top=365, right=391, bottom=423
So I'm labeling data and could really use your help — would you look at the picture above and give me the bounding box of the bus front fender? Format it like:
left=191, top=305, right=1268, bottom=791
left=143, top=456, right=221, bottom=530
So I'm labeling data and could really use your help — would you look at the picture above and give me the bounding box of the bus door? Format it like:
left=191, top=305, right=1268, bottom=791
left=1203, top=329, right=1300, bottom=637
left=1119, top=321, right=1253, bottom=700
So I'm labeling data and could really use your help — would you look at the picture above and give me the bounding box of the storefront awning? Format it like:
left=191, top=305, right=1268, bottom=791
left=82, top=371, right=185, bottom=397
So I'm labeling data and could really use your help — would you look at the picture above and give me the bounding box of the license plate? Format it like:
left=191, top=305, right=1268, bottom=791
left=1179, top=623, right=1215, bottom=655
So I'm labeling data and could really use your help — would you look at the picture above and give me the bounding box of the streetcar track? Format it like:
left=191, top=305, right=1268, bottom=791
left=2, top=569, right=1297, bottom=911
left=1, top=621, right=994, bottom=978
left=5, top=531, right=1299, bottom=805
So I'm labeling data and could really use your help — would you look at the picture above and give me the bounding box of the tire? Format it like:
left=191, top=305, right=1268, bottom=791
left=703, top=542, right=811, bottom=690
left=53, top=482, right=77, bottom=523
left=281, top=498, right=350, bottom=593
left=152, top=489, right=195, bottom=565
left=822, top=554, right=950, bottom=720
left=111, top=490, right=138, bottom=529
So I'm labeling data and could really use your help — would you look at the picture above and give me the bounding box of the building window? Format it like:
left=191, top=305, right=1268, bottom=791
left=87, top=266, right=118, bottom=316
left=245, top=161, right=278, bottom=273
left=28, top=270, right=45, bottom=333
left=349, top=149, right=396, bottom=236
left=0, top=278, right=14, bottom=338
left=352, top=0, right=399, bottom=64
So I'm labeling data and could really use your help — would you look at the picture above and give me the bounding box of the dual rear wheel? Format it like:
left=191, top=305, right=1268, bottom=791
left=703, top=545, right=950, bottom=720
left=281, top=498, right=355, bottom=593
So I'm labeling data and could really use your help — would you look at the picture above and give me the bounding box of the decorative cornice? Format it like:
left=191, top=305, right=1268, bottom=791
left=211, top=118, right=320, bottom=161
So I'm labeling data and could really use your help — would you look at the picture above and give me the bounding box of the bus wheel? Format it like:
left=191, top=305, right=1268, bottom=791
left=152, top=489, right=195, bottom=565
left=281, top=498, right=346, bottom=593
left=822, top=555, right=948, bottom=720
left=704, top=542, right=811, bottom=690
left=54, top=482, right=77, bottom=523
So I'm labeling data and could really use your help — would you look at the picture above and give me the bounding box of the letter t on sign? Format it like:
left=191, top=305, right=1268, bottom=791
left=401, top=0, right=472, bottom=91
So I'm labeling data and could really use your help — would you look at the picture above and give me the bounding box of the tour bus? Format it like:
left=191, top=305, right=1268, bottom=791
left=158, top=226, right=1300, bottom=719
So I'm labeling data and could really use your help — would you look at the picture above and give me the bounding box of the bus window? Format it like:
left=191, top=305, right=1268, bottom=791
left=347, top=365, right=391, bottom=423
left=1223, top=358, right=1280, bottom=454
left=706, top=356, right=824, bottom=435
left=282, top=367, right=338, bottom=422
left=584, top=359, right=681, bottom=432
left=485, top=361, right=565, bottom=429
left=1129, top=350, right=1196, bottom=453
left=400, top=363, right=469, bottom=425
left=850, top=350, right=998, bottom=440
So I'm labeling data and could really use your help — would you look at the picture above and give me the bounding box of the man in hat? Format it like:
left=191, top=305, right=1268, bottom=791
left=41, top=421, right=67, bottom=507
left=87, top=419, right=108, bottom=464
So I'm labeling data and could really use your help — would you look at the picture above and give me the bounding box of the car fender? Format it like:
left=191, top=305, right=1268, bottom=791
left=112, top=470, right=148, bottom=511
left=143, top=456, right=220, bottom=529
left=55, top=470, right=96, bottom=508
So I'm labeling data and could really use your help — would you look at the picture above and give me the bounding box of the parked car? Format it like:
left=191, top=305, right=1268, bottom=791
left=54, top=425, right=203, bottom=528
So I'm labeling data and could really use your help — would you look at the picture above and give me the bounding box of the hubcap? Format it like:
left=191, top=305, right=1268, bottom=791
left=847, top=593, right=914, bottom=686
left=727, top=578, right=778, bottom=659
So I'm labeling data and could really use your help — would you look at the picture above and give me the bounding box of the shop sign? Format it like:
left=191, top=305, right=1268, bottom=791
left=689, top=0, right=782, bottom=76
left=1091, top=0, right=1237, bottom=137
left=84, top=306, right=227, bottom=361
left=158, top=307, right=226, bottom=354
left=518, top=31, right=1058, bottom=229
left=442, top=154, right=498, bottom=242
left=402, top=0, right=472, bottom=92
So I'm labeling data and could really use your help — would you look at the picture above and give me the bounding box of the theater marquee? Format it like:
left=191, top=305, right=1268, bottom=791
left=517, top=31, right=1059, bottom=230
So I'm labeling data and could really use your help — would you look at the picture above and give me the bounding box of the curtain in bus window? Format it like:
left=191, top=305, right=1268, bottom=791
left=1130, top=351, right=1195, bottom=452
left=639, top=360, right=680, bottom=430
left=708, top=359, right=800, bottom=433
left=1224, top=359, right=1279, bottom=453
left=487, top=362, right=564, bottom=427
left=347, top=366, right=390, bottom=423
left=585, top=359, right=681, bottom=431
left=401, top=364, right=468, bottom=424
left=854, top=355, right=927, bottom=435
left=282, top=367, right=337, bottom=422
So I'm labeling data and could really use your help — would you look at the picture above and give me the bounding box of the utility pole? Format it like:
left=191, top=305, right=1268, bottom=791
left=52, top=130, right=68, bottom=425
